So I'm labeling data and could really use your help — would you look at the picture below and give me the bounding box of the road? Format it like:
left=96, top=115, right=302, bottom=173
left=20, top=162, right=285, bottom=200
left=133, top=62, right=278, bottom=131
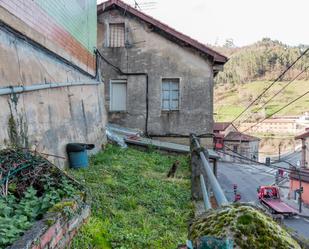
left=217, top=160, right=309, bottom=238
left=284, top=216, right=309, bottom=238
left=217, top=162, right=274, bottom=202
left=271, top=150, right=301, bottom=169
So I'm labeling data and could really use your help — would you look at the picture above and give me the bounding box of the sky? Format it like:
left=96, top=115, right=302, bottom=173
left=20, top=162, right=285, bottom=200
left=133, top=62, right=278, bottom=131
left=97, top=0, right=309, bottom=47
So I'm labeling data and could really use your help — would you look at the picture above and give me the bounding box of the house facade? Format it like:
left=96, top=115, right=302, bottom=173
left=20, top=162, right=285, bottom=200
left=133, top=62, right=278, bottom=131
left=289, top=129, right=309, bottom=206
left=290, top=168, right=309, bottom=206
left=240, top=115, right=309, bottom=135
left=295, top=129, right=309, bottom=168
left=0, top=1, right=107, bottom=167
left=97, top=0, right=227, bottom=146
left=223, top=132, right=260, bottom=161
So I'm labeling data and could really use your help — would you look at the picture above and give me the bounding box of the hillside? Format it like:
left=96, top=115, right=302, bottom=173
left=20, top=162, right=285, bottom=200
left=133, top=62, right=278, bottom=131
left=213, top=39, right=309, bottom=122
left=214, top=80, right=309, bottom=122
left=213, top=38, right=309, bottom=85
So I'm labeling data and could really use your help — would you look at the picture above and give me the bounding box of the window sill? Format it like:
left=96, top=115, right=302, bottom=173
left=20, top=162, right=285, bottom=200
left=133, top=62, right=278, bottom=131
left=109, top=111, right=128, bottom=114
left=161, top=110, right=179, bottom=114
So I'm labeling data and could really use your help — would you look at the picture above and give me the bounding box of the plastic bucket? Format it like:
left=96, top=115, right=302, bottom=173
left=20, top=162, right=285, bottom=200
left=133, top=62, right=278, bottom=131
left=66, top=143, right=94, bottom=169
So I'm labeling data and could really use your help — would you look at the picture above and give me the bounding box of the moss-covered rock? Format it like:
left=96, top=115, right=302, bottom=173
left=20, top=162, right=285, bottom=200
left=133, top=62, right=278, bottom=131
left=189, top=204, right=300, bottom=249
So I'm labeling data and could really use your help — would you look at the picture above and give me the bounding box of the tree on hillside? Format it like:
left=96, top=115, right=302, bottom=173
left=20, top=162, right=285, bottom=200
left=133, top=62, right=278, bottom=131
left=214, top=39, right=309, bottom=85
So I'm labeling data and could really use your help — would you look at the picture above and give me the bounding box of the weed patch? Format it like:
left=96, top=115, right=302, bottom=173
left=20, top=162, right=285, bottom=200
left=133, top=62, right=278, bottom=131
left=69, top=144, right=192, bottom=249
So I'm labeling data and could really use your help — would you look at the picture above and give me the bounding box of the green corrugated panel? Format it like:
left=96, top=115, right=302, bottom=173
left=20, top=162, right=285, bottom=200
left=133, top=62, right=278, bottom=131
left=35, top=0, right=96, bottom=54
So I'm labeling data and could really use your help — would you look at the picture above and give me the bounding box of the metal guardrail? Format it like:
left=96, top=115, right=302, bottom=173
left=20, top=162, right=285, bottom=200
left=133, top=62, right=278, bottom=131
left=200, top=174, right=212, bottom=210
left=191, top=134, right=228, bottom=209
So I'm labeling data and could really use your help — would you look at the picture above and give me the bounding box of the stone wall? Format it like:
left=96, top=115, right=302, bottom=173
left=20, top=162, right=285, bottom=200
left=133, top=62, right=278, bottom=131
left=98, top=9, right=214, bottom=137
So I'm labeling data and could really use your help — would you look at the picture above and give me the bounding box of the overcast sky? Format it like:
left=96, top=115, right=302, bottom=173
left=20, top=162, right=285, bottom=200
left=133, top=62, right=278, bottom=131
left=97, top=0, right=309, bottom=47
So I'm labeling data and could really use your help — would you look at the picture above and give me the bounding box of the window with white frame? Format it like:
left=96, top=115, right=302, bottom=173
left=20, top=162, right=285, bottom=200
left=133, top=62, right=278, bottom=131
left=161, top=79, right=179, bottom=111
left=109, top=23, right=125, bottom=47
left=110, top=80, right=127, bottom=111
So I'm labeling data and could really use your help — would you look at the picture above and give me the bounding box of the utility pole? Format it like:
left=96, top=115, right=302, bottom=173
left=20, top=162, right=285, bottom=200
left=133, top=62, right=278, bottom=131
left=297, top=167, right=303, bottom=213
left=279, top=142, right=282, bottom=160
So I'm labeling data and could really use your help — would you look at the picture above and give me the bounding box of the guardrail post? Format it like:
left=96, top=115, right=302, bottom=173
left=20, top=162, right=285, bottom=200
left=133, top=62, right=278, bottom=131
left=190, top=134, right=206, bottom=200
left=213, top=159, right=217, bottom=178
left=190, top=133, right=229, bottom=207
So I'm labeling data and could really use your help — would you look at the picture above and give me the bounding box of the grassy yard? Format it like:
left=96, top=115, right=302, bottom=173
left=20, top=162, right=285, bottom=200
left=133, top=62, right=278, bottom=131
left=68, top=144, right=192, bottom=249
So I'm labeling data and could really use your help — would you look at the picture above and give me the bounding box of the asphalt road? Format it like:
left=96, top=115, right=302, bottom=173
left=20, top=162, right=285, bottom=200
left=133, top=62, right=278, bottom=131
left=271, top=150, right=301, bottom=169
left=284, top=216, right=309, bottom=238
left=217, top=159, right=309, bottom=238
left=217, top=161, right=275, bottom=203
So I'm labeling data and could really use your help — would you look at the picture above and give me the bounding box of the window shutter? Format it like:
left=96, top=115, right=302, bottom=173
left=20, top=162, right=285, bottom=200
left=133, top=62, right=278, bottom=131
left=111, top=80, right=127, bottom=111
left=109, top=23, right=125, bottom=47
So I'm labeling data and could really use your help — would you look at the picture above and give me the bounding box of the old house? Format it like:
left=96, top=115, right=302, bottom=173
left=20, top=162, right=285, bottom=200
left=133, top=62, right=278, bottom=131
left=223, top=132, right=260, bottom=161
left=97, top=0, right=228, bottom=146
left=0, top=1, right=107, bottom=166
left=213, top=122, right=260, bottom=161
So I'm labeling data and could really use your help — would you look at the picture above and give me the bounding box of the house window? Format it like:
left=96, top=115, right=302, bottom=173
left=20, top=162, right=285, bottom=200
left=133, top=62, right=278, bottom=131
left=162, top=79, right=179, bottom=111
left=110, top=80, right=127, bottom=111
left=109, top=23, right=125, bottom=47
left=233, top=145, right=238, bottom=153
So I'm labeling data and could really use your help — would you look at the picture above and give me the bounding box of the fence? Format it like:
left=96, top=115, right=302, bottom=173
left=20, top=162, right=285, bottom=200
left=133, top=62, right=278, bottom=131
left=190, top=134, right=228, bottom=211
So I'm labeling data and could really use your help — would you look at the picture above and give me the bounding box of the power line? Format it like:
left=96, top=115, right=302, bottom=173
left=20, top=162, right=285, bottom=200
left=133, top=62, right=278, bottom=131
left=240, top=89, right=309, bottom=133
left=133, top=0, right=141, bottom=10
left=235, top=65, right=309, bottom=127
left=222, top=144, right=300, bottom=174
left=231, top=48, right=309, bottom=126
left=221, top=145, right=309, bottom=178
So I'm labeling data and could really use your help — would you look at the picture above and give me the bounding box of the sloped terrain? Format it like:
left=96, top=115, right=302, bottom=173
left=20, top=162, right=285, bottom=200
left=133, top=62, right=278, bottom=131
left=69, top=144, right=192, bottom=249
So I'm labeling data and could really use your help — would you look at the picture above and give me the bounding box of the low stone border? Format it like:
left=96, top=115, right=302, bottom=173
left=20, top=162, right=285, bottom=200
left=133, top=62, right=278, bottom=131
left=7, top=204, right=90, bottom=249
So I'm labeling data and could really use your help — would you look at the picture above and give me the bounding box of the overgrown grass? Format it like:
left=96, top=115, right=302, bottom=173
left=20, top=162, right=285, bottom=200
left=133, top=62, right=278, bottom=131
left=69, top=144, right=192, bottom=249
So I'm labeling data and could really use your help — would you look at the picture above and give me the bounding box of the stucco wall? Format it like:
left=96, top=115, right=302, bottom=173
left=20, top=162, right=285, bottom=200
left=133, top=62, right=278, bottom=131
left=223, top=140, right=259, bottom=162
left=98, top=9, right=214, bottom=137
left=290, top=179, right=309, bottom=206
left=0, top=10, right=107, bottom=167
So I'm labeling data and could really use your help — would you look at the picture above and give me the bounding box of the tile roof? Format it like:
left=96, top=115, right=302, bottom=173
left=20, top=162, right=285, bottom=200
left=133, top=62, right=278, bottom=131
left=214, top=122, right=233, bottom=132
left=290, top=168, right=309, bottom=183
left=97, top=0, right=228, bottom=64
left=224, top=131, right=260, bottom=142
left=295, top=131, right=309, bottom=140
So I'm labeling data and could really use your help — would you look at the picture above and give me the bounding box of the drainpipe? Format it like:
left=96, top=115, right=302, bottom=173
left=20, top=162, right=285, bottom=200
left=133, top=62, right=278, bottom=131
left=95, top=49, right=149, bottom=135
left=0, top=47, right=101, bottom=95
left=0, top=81, right=101, bottom=96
